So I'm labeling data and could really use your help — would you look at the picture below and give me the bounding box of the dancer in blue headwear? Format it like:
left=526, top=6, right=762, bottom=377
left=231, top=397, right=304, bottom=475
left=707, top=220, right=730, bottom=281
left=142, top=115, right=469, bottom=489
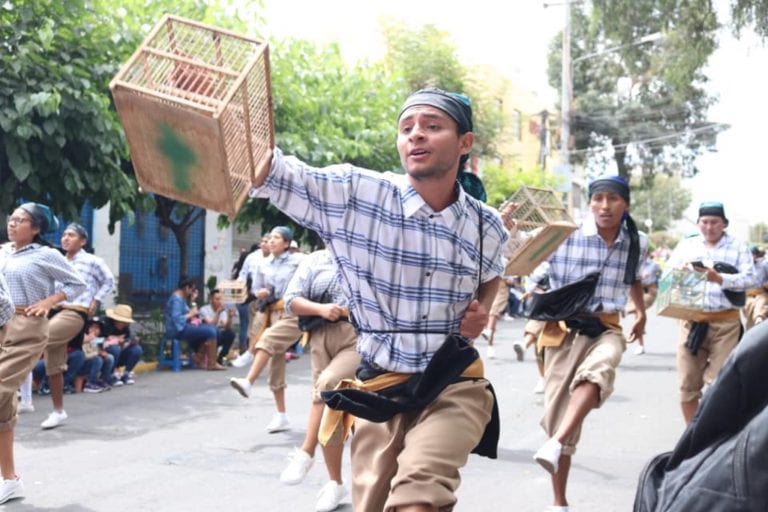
left=526, top=175, right=646, bottom=512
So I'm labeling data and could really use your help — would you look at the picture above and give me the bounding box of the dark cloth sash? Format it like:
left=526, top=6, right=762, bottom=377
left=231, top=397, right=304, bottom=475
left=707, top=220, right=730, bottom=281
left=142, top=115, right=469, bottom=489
left=685, top=321, right=710, bottom=355
left=527, top=272, right=600, bottom=321
left=321, top=334, right=500, bottom=459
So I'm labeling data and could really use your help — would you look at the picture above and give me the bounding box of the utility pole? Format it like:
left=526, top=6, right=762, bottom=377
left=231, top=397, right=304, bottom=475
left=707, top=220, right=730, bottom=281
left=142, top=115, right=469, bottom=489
left=560, top=1, right=571, bottom=176
left=539, top=109, right=549, bottom=170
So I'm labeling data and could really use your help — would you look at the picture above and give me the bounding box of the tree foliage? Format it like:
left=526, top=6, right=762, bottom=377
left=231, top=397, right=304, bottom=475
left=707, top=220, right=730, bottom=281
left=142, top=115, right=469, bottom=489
left=548, top=2, right=721, bottom=179
left=482, top=164, right=564, bottom=209
left=0, top=0, right=137, bottom=228
left=227, top=39, right=407, bottom=243
left=630, top=174, right=692, bottom=231
left=730, top=0, right=768, bottom=38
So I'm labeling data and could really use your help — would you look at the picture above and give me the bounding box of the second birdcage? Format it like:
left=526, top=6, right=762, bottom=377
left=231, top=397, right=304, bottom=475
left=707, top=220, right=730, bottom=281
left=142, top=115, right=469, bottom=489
left=504, top=186, right=577, bottom=276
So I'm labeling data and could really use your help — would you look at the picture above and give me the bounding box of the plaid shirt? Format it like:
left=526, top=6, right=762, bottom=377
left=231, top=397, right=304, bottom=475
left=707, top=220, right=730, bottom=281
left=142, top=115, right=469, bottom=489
left=284, top=249, right=347, bottom=314
left=250, top=148, right=507, bottom=373
left=665, top=232, right=755, bottom=311
left=0, top=273, right=13, bottom=326
left=544, top=215, right=646, bottom=314
left=251, top=251, right=304, bottom=299
left=0, top=242, right=86, bottom=308
left=59, top=249, right=115, bottom=309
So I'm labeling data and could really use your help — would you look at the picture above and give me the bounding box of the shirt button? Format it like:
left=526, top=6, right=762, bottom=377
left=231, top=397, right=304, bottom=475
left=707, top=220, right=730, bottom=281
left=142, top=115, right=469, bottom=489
left=425, top=272, right=431, bottom=277
left=422, top=315, right=427, bottom=319
left=429, top=214, right=434, bottom=219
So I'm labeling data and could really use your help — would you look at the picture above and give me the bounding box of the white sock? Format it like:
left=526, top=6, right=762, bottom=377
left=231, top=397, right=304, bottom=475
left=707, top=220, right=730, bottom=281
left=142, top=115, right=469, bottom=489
left=19, top=372, right=33, bottom=405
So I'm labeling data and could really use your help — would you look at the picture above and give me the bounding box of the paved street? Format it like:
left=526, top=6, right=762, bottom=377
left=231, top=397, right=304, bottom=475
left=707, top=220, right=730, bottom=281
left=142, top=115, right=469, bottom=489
left=10, top=311, right=685, bottom=512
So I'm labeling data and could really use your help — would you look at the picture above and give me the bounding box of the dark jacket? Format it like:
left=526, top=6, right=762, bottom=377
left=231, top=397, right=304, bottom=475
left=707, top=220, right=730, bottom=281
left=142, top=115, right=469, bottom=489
left=634, top=321, right=768, bottom=512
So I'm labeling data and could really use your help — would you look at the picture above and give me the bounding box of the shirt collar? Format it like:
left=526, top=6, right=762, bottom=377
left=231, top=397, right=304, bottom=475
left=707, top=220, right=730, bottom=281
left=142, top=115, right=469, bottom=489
left=398, top=176, right=467, bottom=226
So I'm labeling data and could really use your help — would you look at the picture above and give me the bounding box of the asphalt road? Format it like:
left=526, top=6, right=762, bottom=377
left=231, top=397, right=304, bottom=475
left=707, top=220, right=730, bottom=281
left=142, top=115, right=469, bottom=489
left=10, top=311, right=686, bottom=512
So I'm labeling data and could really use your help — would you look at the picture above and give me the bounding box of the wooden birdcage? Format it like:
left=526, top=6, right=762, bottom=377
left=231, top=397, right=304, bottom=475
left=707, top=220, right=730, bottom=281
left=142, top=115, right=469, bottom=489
left=109, top=15, right=274, bottom=218
left=504, top=186, right=577, bottom=276
left=656, top=269, right=706, bottom=320
left=217, top=280, right=248, bottom=304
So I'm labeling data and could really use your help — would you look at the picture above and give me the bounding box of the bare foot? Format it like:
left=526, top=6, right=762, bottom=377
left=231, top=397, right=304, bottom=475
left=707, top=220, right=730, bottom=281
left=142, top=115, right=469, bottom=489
left=207, top=363, right=226, bottom=371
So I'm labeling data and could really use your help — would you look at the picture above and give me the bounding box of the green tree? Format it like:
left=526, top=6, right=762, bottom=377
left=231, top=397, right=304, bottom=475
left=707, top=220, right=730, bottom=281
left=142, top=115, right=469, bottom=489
left=482, top=164, right=563, bottom=209
left=227, top=39, right=407, bottom=242
left=630, top=174, right=692, bottom=232
left=0, top=0, right=139, bottom=227
left=548, top=3, right=721, bottom=179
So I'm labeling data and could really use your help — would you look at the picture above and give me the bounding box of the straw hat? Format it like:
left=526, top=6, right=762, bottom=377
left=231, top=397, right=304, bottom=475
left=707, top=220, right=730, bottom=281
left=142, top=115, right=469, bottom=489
left=106, top=304, right=135, bottom=324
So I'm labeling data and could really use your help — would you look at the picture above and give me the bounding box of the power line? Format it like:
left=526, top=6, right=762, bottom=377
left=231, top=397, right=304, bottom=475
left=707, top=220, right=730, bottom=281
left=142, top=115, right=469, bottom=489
left=565, top=122, right=728, bottom=155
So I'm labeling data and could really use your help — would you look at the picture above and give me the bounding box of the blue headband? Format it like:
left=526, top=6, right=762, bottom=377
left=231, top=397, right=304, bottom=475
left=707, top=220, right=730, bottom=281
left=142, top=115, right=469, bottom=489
left=698, top=201, right=728, bottom=223
left=588, top=175, right=630, bottom=204
left=271, top=226, right=293, bottom=242
left=19, top=202, right=59, bottom=234
left=65, top=223, right=88, bottom=240
left=399, top=88, right=473, bottom=133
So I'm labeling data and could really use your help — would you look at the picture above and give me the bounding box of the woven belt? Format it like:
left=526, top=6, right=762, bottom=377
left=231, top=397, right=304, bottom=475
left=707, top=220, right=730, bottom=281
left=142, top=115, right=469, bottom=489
left=14, top=306, right=27, bottom=315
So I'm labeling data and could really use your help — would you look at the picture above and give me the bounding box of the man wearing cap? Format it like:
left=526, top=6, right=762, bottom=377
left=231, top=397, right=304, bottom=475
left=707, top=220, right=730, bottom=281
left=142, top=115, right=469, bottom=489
left=249, top=88, right=507, bottom=511
left=664, top=202, right=755, bottom=424
left=527, top=175, right=646, bottom=511
left=40, top=223, right=115, bottom=430
left=744, top=246, right=768, bottom=329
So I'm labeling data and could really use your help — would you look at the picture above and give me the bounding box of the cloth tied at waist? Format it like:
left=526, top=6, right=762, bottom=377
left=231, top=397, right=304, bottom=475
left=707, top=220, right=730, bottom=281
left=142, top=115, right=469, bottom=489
left=538, top=312, right=622, bottom=349
left=319, top=334, right=500, bottom=458
left=685, top=309, right=741, bottom=355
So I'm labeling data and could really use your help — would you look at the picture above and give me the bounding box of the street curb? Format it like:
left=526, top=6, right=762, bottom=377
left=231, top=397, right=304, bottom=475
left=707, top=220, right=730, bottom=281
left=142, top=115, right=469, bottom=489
left=134, top=361, right=158, bottom=374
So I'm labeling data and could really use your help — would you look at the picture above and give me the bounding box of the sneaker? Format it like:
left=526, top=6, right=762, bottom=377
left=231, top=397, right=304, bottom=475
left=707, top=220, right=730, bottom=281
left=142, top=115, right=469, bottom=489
left=480, top=328, right=492, bottom=340
left=533, top=377, right=546, bottom=395
left=280, top=447, right=314, bottom=485
left=111, top=378, right=124, bottom=387
left=229, top=377, right=252, bottom=398
left=231, top=350, right=254, bottom=368
left=17, top=402, right=34, bottom=414
left=122, top=374, right=135, bottom=385
left=38, top=384, right=51, bottom=396
left=486, top=345, right=496, bottom=359
left=83, top=382, right=106, bottom=394
left=534, top=438, right=562, bottom=474
left=513, top=341, right=525, bottom=362
left=96, top=380, right=112, bottom=391
left=41, top=410, right=68, bottom=430
left=315, top=481, right=347, bottom=512
left=0, top=476, right=24, bottom=505
left=63, top=384, right=75, bottom=394
left=266, top=413, right=291, bottom=433
left=633, top=345, right=645, bottom=355
left=546, top=507, right=570, bottom=512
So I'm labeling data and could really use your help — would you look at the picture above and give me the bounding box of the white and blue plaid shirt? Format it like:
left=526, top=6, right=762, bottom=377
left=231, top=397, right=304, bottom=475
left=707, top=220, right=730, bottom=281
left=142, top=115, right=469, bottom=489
left=0, top=273, right=13, bottom=326
left=284, top=249, right=347, bottom=314
left=0, top=243, right=86, bottom=307
left=251, top=251, right=304, bottom=299
left=251, top=148, right=507, bottom=373
left=59, top=249, right=115, bottom=309
left=665, top=232, right=755, bottom=311
left=543, top=214, right=646, bottom=314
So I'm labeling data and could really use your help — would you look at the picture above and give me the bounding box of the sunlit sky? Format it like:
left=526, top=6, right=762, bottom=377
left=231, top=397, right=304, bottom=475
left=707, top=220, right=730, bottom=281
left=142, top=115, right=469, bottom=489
left=260, top=0, right=767, bottom=235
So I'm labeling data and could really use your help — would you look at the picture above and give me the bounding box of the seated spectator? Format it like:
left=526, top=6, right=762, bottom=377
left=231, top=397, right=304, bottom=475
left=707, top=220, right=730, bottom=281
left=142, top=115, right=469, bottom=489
left=102, top=305, right=144, bottom=385
left=164, top=277, right=224, bottom=370
left=80, top=318, right=112, bottom=392
left=199, top=289, right=238, bottom=366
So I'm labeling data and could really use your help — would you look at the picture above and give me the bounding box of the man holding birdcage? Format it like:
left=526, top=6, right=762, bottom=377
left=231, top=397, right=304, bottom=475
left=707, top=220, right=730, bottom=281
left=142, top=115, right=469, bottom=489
left=663, top=202, right=756, bottom=425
